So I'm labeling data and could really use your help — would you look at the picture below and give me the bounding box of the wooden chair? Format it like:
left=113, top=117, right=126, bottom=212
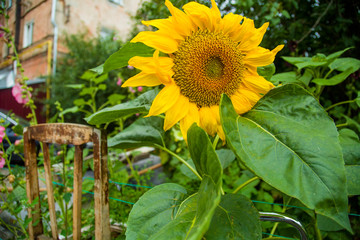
left=24, top=123, right=110, bottom=240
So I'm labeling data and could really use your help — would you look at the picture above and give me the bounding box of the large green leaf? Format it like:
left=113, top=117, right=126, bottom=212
left=103, top=42, right=155, bottom=73
left=220, top=84, right=351, bottom=232
left=282, top=56, right=310, bottom=65
left=125, top=183, right=188, bottom=240
left=205, top=194, right=261, bottom=240
left=108, top=116, right=165, bottom=149
left=339, top=128, right=360, bottom=165
left=326, top=47, right=353, bottom=63
left=339, top=128, right=360, bottom=195
left=329, top=57, right=360, bottom=72
left=85, top=89, right=159, bottom=125
left=312, top=67, right=355, bottom=86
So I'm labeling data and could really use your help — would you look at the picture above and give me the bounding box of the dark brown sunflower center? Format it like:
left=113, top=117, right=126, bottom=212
left=172, top=30, right=244, bottom=108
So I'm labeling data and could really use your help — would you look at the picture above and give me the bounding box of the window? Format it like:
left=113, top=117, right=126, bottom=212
left=23, top=21, right=34, bottom=48
left=108, top=0, right=124, bottom=6
left=1, top=0, right=12, bottom=9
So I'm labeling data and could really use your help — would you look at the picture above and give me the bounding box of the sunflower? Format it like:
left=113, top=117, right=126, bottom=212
left=123, top=0, right=284, bottom=140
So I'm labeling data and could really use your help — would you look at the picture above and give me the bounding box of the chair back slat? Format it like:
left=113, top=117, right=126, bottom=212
left=42, top=143, right=59, bottom=240
left=24, top=123, right=110, bottom=240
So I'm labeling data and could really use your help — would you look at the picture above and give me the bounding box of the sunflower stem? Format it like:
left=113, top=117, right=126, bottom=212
left=159, top=146, right=202, bottom=181
left=325, top=99, right=356, bottom=111
left=232, top=176, right=259, bottom=194
left=212, top=134, right=220, bottom=149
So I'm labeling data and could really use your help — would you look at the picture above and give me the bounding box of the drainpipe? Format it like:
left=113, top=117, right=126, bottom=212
left=14, top=0, right=21, bottom=51
left=51, top=0, right=58, bottom=76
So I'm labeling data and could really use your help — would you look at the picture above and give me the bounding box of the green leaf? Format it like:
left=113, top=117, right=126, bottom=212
left=108, top=116, right=165, bottom=149
left=270, top=72, right=297, bottom=85
left=342, top=115, right=360, bottom=135
left=298, top=69, right=313, bottom=86
left=205, top=194, right=262, bottom=240
left=180, top=149, right=235, bottom=180
left=295, top=60, right=327, bottom=70
left=257, top=63, right=275, bottom=81
left=73, top=98, right=87, bottom=106
left=126, top=183, right=188, bottom=240
left=85, top=89, right=159, bottom=125
left=345, top=165, right=360, bottom=195
left=59, top=106, right=79, bottom=117
left=281, top=56, right=310, bottom=65
left=80, top=70, right=97, bottom=80
left=338, top=128, right=360, bottom=165
left=326, top=47, right=353, bottom=62
left=312, top=67, right=355, bottom=86
left=89, top=64, right=104, bottom=75
left=93, top=74, right=108, bottom=84
left=220, top=85, right=352, bottom=232
left=187, top=124, right=222, bottom=182
left=329, top=57, right=360, bottom=72
left=103, top=42, right=155, bottom=73
left=98, top=84, right=107, bottom=90
left=65, top=84, right=84, bottom=89
left=79, top=87, right=96, bottom=96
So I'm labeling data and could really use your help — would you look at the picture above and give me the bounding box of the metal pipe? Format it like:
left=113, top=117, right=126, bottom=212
left=259, top=212, right=308, bottom=240
left=51, top=0, right=58, bottom=76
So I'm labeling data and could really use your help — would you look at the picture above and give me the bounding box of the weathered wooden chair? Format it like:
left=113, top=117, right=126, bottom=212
left=24, top=123, right=110, bottom=240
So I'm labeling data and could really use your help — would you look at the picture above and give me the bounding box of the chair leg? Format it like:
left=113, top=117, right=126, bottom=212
left=73, top=145, right=84, bottom=240
left=42, top=143, right=59, bottom=240
left=93, top=129, right=110, bottom=240
left=24, top=129, right=44, bottom=239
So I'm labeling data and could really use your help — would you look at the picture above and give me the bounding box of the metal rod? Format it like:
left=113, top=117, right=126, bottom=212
left=259, top=212, right=308, bottom=240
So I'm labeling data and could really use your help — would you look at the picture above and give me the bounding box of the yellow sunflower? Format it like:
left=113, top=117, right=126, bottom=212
left=123, top=0, right=284, bottom=140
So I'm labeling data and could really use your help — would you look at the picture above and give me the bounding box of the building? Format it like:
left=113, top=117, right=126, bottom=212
left=0, top=0, right=143, bottom=122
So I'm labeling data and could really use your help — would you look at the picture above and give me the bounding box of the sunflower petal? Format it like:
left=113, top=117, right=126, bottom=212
left=183, top=1, right=219, bottom=31
left=242, top=74, right=275, bottom=94
left=164, top=94, right=189, bottom=131
left=238, top=22, right=269, bottom=51
left=180, top=103, right=200, bottom=141
left=221, top=13, right=243, bottom=36
left=231, top=86, right=262, bottom=114
left=131, top=31, right=179, bottom=54
left=122, top=72, right=162, bottom=87
left=128, top=56, right=173, bottom=73
left=199, top=107, right=218, bottom=136
left=146, top=84, right=180, bottom=117
left=165, top=0, right=195, bottom=36
left=244, top=45, right=284, bottom=67
left=142, top=18, right=184, bottom=41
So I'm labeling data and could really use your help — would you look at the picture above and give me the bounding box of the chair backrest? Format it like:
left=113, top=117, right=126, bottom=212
left=24, top=123, right=110, bottom=240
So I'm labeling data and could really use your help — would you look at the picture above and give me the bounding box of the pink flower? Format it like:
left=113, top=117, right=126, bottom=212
left=127, top=65, right=134, bottom=70
left=0, top=151, right=5, bottom=169
left=14, top=139, right=21, bottom=146
left=129, top=87, right=136, bottom=93
left=12, top=83, right=31, bottom=104
left=137, top=86, right=143, bottom=92
left=117, top=78, right=123, bottom=86
left=0, top=126, right=5, bottom=143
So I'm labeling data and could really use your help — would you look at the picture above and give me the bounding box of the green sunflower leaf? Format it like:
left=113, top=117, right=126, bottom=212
left=204, top=194, right=261, bottom=240
left=125, top=183, right=188, bottom=240
left=220, top=84, right=352, bottom=233
left=339, top=128, right=360, bottom=195
left=126, top=126, right=223, bottom=240
left=85, top=89, right=159, bottom=125
left=329, top=57, right=360, bottom=72
left=108, top=116, right=165, bottom=149
left=103, top=42, right=155, bottom=74
left=312, top=67, right=355, bottom=86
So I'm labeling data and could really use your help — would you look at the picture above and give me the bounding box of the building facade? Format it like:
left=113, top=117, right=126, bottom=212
left=0, top=0, right=143, bottom=122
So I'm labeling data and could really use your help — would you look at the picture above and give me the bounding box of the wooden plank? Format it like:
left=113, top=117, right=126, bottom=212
left=42, top=143, right=59, bottom=240
left=72, top=145, right=83, bottom=240
left=93, top=129, right=111, bottom=240
left=24, top=127, right=43, bottom=239
left=27, top=123, right=93, bottom=145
